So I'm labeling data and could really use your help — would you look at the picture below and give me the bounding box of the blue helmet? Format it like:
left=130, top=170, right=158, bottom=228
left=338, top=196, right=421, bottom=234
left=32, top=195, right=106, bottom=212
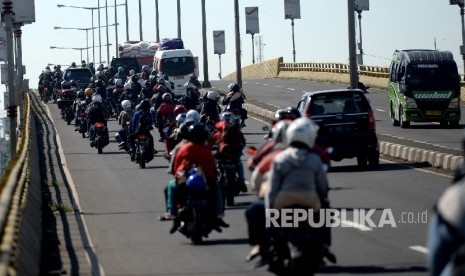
left=187, top=171, right=206, bottom=191
left=118, top=67, right=124, bottom=73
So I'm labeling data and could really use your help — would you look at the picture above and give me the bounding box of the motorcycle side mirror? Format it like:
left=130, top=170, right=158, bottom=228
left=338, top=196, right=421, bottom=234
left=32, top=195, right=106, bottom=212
left=247, top=146, right=257, bottom=155
left=262, top=126, right=269, bottom=131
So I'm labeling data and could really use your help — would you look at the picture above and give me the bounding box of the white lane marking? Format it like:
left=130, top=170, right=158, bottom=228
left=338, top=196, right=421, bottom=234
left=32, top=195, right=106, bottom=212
left=341, top=220, right=373, bottom=231
left=263, top=83, right=269, bottom=86
left=409, top=245, right=429, bottom=254
left=376, top=109, right=386, bottom=112
left=276, top=85, right=282, bottom=88
left=380, top=158, right=452, bottom=179
left=287, top=88, right=295, bottom=91
left=255, top=83, right=261, bottom=85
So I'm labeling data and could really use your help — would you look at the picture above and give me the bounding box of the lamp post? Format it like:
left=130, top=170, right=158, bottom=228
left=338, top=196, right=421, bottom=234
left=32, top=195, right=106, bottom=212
left=54, top=24, right=118, bottom=65
left=234, top=0, right=242, bottom=86
left=50, top=45, right=111, bottom=63
left=155, top=0, right=160, bottom=42
left=200, top=0, right=210, bottom=88
left=450, top=0, right=465, bottom=79
left=57, top=3, right=126, bottom=65
left=139, top=0, right=143, bottom=40
left=177, top=0, right=181, bottom=39
left=354, top=0, right=369, bottom=65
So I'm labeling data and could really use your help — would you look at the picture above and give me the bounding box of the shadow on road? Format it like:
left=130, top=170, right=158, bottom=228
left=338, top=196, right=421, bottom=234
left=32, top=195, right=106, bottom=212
left=320, top=265, right=427, bottom=274
left=200, top=238, right=250, bottom=246
left=329, top=162, right=431, bottom=173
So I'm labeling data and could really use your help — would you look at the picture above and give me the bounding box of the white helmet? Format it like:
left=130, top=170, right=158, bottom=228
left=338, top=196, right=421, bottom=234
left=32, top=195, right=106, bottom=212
left=185, top=110, right=200, bottom=124
left=92, top=94, right=103, bottom=103
left=285, top=118, right=319, bottom=149
left=176, top=113, right=187, bottom=125
left=114, top=78, right=123, bottom=87
left=207, top=91, right=219, bottom=101
left=121, top=100, right=132, bottom=110
left=271, top=120, right=290, bottom=144
left=95, top=71, right=101, bottom=78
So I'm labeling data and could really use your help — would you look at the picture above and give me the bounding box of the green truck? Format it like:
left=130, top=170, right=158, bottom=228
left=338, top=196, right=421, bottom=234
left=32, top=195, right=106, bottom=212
left=388, top=49, right=461, bottom=128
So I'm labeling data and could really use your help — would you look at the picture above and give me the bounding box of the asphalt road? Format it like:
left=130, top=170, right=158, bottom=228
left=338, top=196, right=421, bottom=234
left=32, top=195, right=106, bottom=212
left=211, top=79, right=465, bottom=153
left=46, top=99, right=452, bottom=276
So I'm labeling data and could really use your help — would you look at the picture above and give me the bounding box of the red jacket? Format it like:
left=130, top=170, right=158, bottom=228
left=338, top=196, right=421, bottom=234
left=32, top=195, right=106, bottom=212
left=156, top=102, right=176, bottom=121
left=174, top=142, right=216, bottom=181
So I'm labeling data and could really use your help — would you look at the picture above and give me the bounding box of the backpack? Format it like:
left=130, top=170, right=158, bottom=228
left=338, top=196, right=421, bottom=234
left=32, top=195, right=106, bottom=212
left=135, top=111, right=152, bottom=134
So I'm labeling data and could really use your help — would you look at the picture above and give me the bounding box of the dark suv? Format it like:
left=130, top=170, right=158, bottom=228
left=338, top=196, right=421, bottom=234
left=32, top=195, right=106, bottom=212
left=297, top=89, right=379, bottom=169
left=63, top=67, right=93, bottom=90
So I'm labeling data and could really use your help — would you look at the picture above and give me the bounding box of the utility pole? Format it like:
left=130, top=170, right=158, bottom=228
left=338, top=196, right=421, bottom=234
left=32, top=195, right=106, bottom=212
left=256, top=35, right=264, bottom=63
left=177, top=0, right=181, bottom=39
left=200, top=0, right=210, bottom=87
left=105, top=0, right=110, bottom=64
left=139, top=0, right=143, bottom=40
left=234, top=0, right=242, bottom=86
left=348, top=0, right=358, bottom=89
left=98, top=0, right=102, bottom=64
left=155, top=0, right=160, bottom=42
left=13, top=24, right=24, bottom=135
left=114, top=0, right=119, bottom=57
left=125, top=0, right=129, bottom=41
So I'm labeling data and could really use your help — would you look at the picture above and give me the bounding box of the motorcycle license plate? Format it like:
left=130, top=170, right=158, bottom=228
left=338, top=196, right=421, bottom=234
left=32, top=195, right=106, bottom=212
left=425, top=110, right=441, bottom=116
left=175, top=75, right=184, bottom=80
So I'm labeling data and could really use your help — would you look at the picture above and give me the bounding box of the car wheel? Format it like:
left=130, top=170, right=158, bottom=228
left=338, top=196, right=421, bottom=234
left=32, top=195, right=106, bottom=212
left=357, top=155, right=368, bottom=170
left=399, top=106, right=410, bottom=128
left=368, top=151, right=380, bottom=170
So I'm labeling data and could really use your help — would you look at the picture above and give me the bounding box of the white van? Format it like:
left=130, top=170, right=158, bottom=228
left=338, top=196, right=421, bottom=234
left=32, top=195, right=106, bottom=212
left=153, top=49, right=196, bottom=97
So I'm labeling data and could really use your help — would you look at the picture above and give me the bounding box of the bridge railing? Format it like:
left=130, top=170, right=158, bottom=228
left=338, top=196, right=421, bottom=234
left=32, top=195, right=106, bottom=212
left=280, top=62, right=390, bottom=78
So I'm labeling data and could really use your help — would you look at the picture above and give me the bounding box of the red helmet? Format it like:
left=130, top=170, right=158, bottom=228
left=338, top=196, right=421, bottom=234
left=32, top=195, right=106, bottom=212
left=174, top=105, right=187, bottom=116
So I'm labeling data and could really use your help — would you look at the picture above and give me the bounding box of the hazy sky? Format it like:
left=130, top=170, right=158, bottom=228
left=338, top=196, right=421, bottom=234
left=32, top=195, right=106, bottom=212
left=13, top=0, right=465, bottom=87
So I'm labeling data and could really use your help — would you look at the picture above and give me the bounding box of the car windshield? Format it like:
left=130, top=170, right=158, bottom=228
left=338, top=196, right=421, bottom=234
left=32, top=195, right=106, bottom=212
left=406, top=63, right=459, bottom=86
left=161, top=57, right=195, bottom=76
left=64, top=69, right=92, bottom=81
left=310, top=92, right=369, bottom=116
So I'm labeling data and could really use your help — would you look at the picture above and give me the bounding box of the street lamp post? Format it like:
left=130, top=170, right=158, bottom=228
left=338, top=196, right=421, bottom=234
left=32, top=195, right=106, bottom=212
left=177, top=0, right=181, bottom=39
left=139, top=0, right=143, bottom=40
left=115, top=0, right=119, bottom=57
left=155, top=0, right=160, bottom=42
left=105, top=0, right=110, bottom=64
left=201, top=0, right=210, bottom=88
left=234, top=0, right=242, bottom=86
left=125, top=0, right=129, bottom=41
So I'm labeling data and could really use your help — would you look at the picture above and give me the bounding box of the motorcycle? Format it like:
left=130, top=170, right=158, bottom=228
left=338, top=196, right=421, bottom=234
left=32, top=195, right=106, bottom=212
left=261, top=218, right=326, bottom=276
left=41, top=85, right=50, bottom=103
left=217, top=146, right=242, bottom=207
left=170, top=169, right=214, bottom=244
left=134, top=132, right=152, bottom=169
left=76, top=101, right=88, bottom=138
left=90, top=122, right=109, bottom=154
left=58, top=88, right=76, bottom=125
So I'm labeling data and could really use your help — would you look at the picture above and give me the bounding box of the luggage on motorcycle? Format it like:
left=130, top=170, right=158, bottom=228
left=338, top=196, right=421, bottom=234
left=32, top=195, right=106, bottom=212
left=159, top=38, right=184, bottom=50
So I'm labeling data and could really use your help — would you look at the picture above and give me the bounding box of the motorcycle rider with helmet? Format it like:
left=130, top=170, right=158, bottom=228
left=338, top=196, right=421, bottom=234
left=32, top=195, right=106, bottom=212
left=117, top=100, right=135, bottom=151
left=200, top=91, right=221, bottom=124
left=223, top=83, right=247, bottom=127
left=129, top=100, right=156, bottom=161
left=156, top=93, right=176, bottom=142
left=86, top=94, right=108, bottom=147
left=168, top=123, right=229, bottom=233
left=140, top=80, right=154, bottom=101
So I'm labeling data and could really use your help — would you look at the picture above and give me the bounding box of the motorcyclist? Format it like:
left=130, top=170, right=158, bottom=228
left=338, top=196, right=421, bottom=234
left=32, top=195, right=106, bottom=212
left=168, top=123, right=229, bottom=233
left=140, top=80, right=154, bottom=101
left=223, top=83, right=247, bottom=127
left=148, top=70, right=158, bottom=88
left=187, top=73, right=202, bottom=89
left=182, top=85, right=201, bottom=111
left=81, top=60, right=87, bottom=68
left=86, top=94, right=108, bottom=147
left=156, top=93, right=176, bottom=142
left=117, top=100, right=135, bottom=150
left=266, top=117, right=334, bottom=264
left=245, top=120, right=290, bottom=263
left=208, top=111, right=247, bottom=193
left=200, top=90, right=221, bottom=124
left=129, top=99, right=156, bottom=162
left=88, top=62, right=96, bottom=75
left=140, top=65, right=151, bottom=80
left=162, top=74, right=175, bottom=91
left=110, top=66, right=127, bottom=85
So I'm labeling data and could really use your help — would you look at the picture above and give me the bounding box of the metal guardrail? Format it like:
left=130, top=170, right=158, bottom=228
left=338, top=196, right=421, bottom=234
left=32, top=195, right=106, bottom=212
left=0, top=93, right=31, bottom=274
left=280, top=62, right=390, bottom=78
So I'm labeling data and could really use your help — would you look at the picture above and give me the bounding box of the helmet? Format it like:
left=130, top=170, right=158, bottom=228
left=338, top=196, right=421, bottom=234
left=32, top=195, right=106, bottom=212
left=139, top=99, right=151, bottom=112
left=286, top=118, right=319, bottom=149
left=220, top=112, right=236, bottom=126
left=186, top=110, right=200, bottom=124
left=228, top=83, right=241, bottom=92
left=92, top=94, right=103, bottom=103
left=61, top=80, right=71, bottom=89
left=95, top=79, right=104, bottom=87
left=206, top=90, right=219, bottom=101
left=84, top=87, right=94, bottom=96
left=176, top=113, right=187, bottom=125
left=275, top=107, right=301, bottom=121
left=114, top=78, right=123, bottom=87
left=187, top=123, right=208, bottom=143
left=77, top=90, right=85, bottom=100
left=271, top=120, right=290, bottom=144
left=158, top=78, right=165, bottom=85
left=162, top=93, right=172, bottom=101
left=88, top=62, right=93, bottom=67
left=118, top=67, right=124, bottom=73
left=70, top=80, right=77, bottom=87
left=44, top=69, right=51, bottom=75
left=142, top=65, right=149, bottom=72
left=56, top=65, right=61, bottom=69
left=144, top=80, right=150, bottom=87
left=189, top=73, right=197, bottom=80
left=163, top=74, right=169, bottom=81
left=45, top=65, right=50, bottom=70
left=121, top=99, right=132, bottom=110
left=187, top=170, right=206, bottom=191
left=71, top=62, right=76, bottom=67
left=284, top=106, right=301, bottom=119
left=129, top=69, right=135, bottom=76
left=95, top=71, right=101, bottom=78
left=174, top=105, right=187, bottom=116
